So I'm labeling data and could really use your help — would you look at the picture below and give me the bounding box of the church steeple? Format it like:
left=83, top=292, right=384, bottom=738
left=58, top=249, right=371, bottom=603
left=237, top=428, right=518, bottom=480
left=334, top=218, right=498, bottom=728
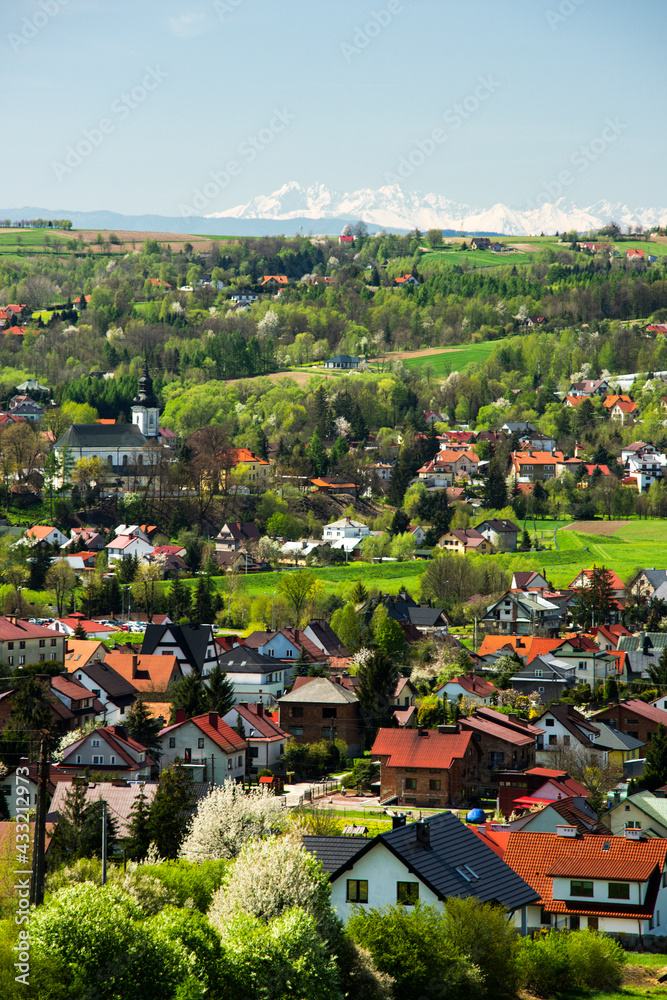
left=131, top=361, right=160, bottom=438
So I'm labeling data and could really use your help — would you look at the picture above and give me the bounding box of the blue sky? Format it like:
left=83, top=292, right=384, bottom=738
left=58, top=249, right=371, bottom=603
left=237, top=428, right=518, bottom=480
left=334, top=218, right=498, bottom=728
left=3, top=0, right=666, bottom=215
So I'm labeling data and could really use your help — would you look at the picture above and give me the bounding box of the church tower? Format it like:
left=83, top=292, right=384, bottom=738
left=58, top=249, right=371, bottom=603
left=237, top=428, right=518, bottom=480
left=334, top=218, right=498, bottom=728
left=131, top=362, right=160, bottom=439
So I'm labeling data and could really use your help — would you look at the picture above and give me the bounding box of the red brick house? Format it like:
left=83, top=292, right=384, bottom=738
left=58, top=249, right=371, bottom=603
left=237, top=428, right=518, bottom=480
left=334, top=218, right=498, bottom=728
left=371, top=726, right=481, bottom=807
left=278, top=677, right=364, bottom=755
left=592, top=698, right=667, bottom=746
left=458, top=708, right=542, bottom=797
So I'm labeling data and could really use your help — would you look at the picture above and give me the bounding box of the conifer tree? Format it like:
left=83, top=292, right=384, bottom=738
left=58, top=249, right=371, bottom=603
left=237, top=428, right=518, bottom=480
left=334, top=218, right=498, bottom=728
left=125, top=699, right=163, bottom=760
left=167, top=576, right=190, bottom=622
left=206, top=664, right=235, bottom=716
left=169, top=672, right=208, bottom=721
left=124, top=785, right=152, bottom=861
left=148, top=764, right=194, bottom=858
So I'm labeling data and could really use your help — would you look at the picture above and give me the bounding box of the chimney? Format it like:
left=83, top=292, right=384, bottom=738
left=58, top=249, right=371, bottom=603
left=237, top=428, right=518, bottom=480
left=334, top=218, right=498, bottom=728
left=508, top=713, right=518, bottom=723
left=556, top=824, right=579, bottom=838
left=257, top=697, right=264, bottom=718
left=625, top=827, right=643, bottom=841
left=415, top=819, right=431, bottom=848
left=392, top=814, right=406, bottom=830
left=131, top=654, right=138, bottom=679
left=175, top=708, right=186, bottom=723
left=208, top=711, right=219, bottom=730
left=417, top=725, right=429, bottom=738
left=112, top=724, right=128, bottom=741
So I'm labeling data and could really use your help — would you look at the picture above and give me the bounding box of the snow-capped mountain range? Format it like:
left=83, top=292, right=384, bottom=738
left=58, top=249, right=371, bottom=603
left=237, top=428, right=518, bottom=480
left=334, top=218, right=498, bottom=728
left=208, top=182, right=667, bottom=236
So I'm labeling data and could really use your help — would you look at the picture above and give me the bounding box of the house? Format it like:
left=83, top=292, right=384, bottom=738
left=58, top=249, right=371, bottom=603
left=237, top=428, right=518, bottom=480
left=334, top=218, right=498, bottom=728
left=608, top=398, right=638, bottom=424
left=416, top=455, right=454, bottom=487
left=338, top=234, right=355, bottom=245
left=64, top=527, right=106, bottom=552
left=394, top=274, right=420, bottom=286
left=510, top=655, right=576, bottom=703
left=158, top=709, right=247, bottom=784
left=518, top=430, right=557, bottom=452
left=608, top=790, right=667, bottom=839
left=438, top=528, right=493, bottom=555
left=323, top=516, right=370, bottom=543
left=631, top=570, right=667, bottom=601
left=589, top=624, right=631, bottom=650
left=222, top=701, right=288, bottom=775
left=0, top=617, right=65, bottom=669
left=391, top=677, right=417, bottom=714
left=592, top=698, right=667, bottom=746
left=623, top=446, right=667, bottom=492
left=511, top=451, right=558, bottom=482
left=214, top=521, right=260, bottom=553
left=368, top=592, right=450, bottom=634
left=241, top=627, right=326, bottom=664
left=303, top=810, right=539, bottom=927
left=435, top=448, right=479, bottom=479
left=57, top=724, right=153, bottom=778
left=406, top=525, right=427, bottom=546
left=627, top=248, right=645, bottom=260
left=371, top=726, right=482, bottom=806
left=259, top=274, right=289, bottom=287
left=475, top=519, right=520, bottom=552
left=23, top=524, right=68, bottom=548
left=105, top=533, right=155, bottom=567
left=438, top=674, right=497, bottom=706
left=303, top=619, right=350, bottom=658
left=470, top=237, right=491, bottom=250
left=64, top=639, right=107, bottom=673
left=503, top=829, right=667, bottom=937
left=47, top=614, right=116, bottom=641
left=142, top=624, right=220, bottom=677
left=323, top=354, right=361, bottom=370
left=548, top=634, right=620, bottom=687
left=481, top=591, right=561, bottom=636
left=423, top=410, right=445, bottom=426
left=9, top=398, right=44, bottom=422
left=511, top=570, right=550, bottom=591
left=502, top=795, right=607, bottom=836
left=103, top=652, right=182, bottom=694
left=216, top=646, right=290, bottom=704
left=278, top=677, right=364, bottom=755
left=310, top=477, right=358, bottom=495
left=535, top=704, right=608, bottom=765
left=457, top=708, right=542, bottom=796
left=229, top=449, right=272, bottom=486
left=569, top=568, right=626, bottom=601
left=569, top=378, right=610, bottom=397
left=502, top=421, right=537, bottom=437
left=69, top=656, right=138, bottom=726
left=230, top=289, right=258, bottom=306
left=50, top=674, right=103, bottom=728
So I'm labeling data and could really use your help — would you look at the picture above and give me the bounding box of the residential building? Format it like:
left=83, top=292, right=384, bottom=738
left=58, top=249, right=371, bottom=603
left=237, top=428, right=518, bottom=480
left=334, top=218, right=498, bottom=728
left=57, top=724, right=153, bottom=778
left=323, top=354, right=360, bottom=369
left=142, top=624, right=220, bottom=676
left=438, top=674, right=497, bottom=706
left=105, top=533, right=155, bottom=567
left=322, top=516, right=370, bottom=543
left=278, top=677, right=364, bottom=755
left=631, top=570, right=667, bottom=601
left=48, top=614, right=116, bottom=641
left=458, top=708, right=542, bottom=796
left=303, top=810, right=538, bottom=926
left=69, top=657, right=138, bottom=725
left=608, top=790, right=667, bottom=839
left=510, top=655, right=576, bottom=703
left=475, top=519, right=520, bottom=552
left=438, top=527, right=493, bottom=555
left=217, top=646, right=291, bottom=703
left=568, top=567, right=626, bottom=601
left=481, top=591, right=561, bottom=636
left=23, top=524, right=68, bottom=547
left=434, top=449, right=479, bottom=479
left=416, top=455, right=454, bottom=487
left=103, top=652, right=182, bottom=694
left=222, top=701, right=288, bottom=775
left=64, top=639, right=107, bottom=673
left=2, top=765, right=73, bottom=818
left=511, top=451, right=558, bottom=482
left=511, top=571, right=550, bottom=590
left=229, top=448, right=272, bottom=486
left=0, top=617, right=65, bottom=668
left=158, top=710, right=247, bottom=784
left=303, top=619, right=350, bottom=658
left=503, top=795, right=608, bottom=836
left=592, top=698, right=667, bottom=746
left=241, top=627, right=327, bottom=663
left=569, top=378, right=610, bottom=397
left=371, top=726, right=481, bottom=806
left=496, top=766, right=591, bottom=818
left=503, top=830, right=667, bottom=937
left=214, top=521, right=260, bottom=553
left=50, top=674, right=102, bottom=728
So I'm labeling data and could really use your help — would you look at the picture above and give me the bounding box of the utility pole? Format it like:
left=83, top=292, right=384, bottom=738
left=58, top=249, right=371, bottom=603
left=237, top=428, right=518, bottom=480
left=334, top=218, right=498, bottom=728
left=29, top=734, right=48, bottom=907
left=102, top=799, right=108, bottom=885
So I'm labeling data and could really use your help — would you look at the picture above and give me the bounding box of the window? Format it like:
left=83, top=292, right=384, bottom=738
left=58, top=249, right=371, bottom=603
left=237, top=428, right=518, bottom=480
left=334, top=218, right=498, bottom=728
left=347, top=880, right=368, bottom=903
left=169, top=737, right=176, bottom=748
left=197, top=738, right=205, bottom=749
left=549, top=735, right=558, bottom=746
left=289, top=727, right=303, bottom=737
left=608, top=882, right=630, bottom=900
left=290, top=707, right=303, bottom=717
left=397, top=882, right=419, bottom=905
left=18, top=656, right=25, bottom=665
left=535, top=669, right=543, bottom=678
left=588, top=917, right=598, bottom=931
left=322, top=727, right=333, bottom=738
left=570, top=915, right=580, bottom=931
left=238, top=756, right=243, bottom=767
left=51, top=638, right=57, bottom=646
left=322, top=707, right=337, bottom=718
left=183, top=748, right=191, bottom=762
left=540, top=909, right=551, bottom=926
left=227, top=758, right=233, bottom=770
left=625, top=719, right=638, bottom=725
left=50, top=652, right=57, bottom=660
left=92, top=755, right=104, bottom=765
left=545, top=718, right=554, bottom=727
left=39, top=639, right=45, bottom=648
left=404, top=778, right=417, bottom=790
left=91, top=739, right=100, bottom=747
left=538, top=686, right=545, bottom=693
left=570, top=881, right=594, bottom=897
left=110, top=756, right=116, bottom=765
left=429, top=779, right=441, bottom=791
left=7, top=657, right=12, bottom=666
left=19, top=641, right=25, bottom=650
left=250, top=747, right=259, bottom=758
left=489, top=751, right=505, bottom=768
left=578, top=662, right=586, bottom=672
left=76, top=755, right=81, bottom=764
left=563, top=735, right=571, bottom=746
left=7, top=642, right=13, bottom=650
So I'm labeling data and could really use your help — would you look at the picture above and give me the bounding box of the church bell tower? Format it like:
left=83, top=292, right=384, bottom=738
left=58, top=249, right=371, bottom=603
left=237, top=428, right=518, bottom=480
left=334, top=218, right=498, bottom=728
left=131, top=361, right=160, bottom=438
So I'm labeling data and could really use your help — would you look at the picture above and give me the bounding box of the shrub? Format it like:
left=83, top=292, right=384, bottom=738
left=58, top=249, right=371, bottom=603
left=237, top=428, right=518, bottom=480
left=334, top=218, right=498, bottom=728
left=518, top=930, right=626, bottom=997
left=517, top=929, right=570, bottom=997
left=148, top=858, right=228, bottom=911
left=442, top=895, right=521, bottom=1000
left=565, top=931, right=626, bottom=992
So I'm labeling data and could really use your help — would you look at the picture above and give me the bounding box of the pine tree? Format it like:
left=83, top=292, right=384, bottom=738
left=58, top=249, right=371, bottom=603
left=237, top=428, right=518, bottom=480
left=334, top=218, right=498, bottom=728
left=647, top=646, right=667, bottom=688
left=307, top=427, right=327, bottom=477
left=73, top=620, right=88, bottom=639
left=125, top=699, right=163, bottom=760
left=148, top=764, right=194, bottom=858
left=294, top=645, right=310, bottom=676
left=357, top=650, right=400, bottom=736
left=191, top=577, right=214, bottom=626
left=389, top=508, right=410, bottom=537
left=483, top=463, right=508, bottom=510
left=206, top=664, right=235, bottom=715
left=169, top=672, right=208, bottom=720
left=642, top=723, right=667, bottom=791
left=168, top=576, right=191, bottom=622
left=124, top=786, right=152, bottom=861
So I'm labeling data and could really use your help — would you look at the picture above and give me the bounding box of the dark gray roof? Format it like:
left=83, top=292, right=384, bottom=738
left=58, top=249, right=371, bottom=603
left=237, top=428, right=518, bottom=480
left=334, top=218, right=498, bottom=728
left=302, top=835, right=367, bottom=874
left=55, top=423, right=148, bottom=450
left=142, top=624, right=215, bottom=673
left=593, top=722, right=645, bottom=753
left=476, top=519, right=520, bottom=534
left=306, top=811, right=538, bottom=913
left=73, top=660, right=137, bottom=700
left=218, top=646, right=277, bottom=672
left=306, top=619, right=350, bottom=657
left=638, top=570, right=667, bottom=590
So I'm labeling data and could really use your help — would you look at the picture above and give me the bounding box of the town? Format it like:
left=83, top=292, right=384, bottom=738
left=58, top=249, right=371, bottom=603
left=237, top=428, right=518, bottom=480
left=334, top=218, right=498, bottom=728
left=2, top=221, right=667, bottom=998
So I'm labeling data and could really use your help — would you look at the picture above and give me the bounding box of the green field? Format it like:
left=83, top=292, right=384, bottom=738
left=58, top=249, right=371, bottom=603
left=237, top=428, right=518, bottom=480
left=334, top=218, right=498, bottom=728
left=0, top=229, right=76, bottom=258
left=401, top=341, right=509, bottom=375
left=422, top=247, right=538, bottom=269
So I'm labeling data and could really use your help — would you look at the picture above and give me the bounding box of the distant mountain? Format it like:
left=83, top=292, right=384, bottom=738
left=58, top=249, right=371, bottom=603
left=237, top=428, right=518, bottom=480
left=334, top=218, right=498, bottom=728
left=209, top=182, right=667, bottom=236
left=4, top=187, right=667, bottom=237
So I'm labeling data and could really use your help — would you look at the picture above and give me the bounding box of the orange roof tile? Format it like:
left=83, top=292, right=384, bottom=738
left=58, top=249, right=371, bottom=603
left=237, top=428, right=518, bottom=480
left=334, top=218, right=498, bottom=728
left=371, top=727, right=473, bottom=768
left=104, top=653, right=181, bottom=692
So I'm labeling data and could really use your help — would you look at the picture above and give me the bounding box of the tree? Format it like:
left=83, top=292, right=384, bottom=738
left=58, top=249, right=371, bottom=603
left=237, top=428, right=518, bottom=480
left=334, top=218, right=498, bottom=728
left=45, top=559, right=76, bottom=617
left=371, top=606, right=407, bottom=658
left=307, top=426, right=327, bottom=477
left=123, top=785, right=152, bottom=861
left=484, top=463, right=508, bottom=509
left=357, top=650, right=400, bottom=732
left=169, top=673, right=208, bottom=721
left=571, top=565, right=617, bottom=627
left=330, top=602, right=365, bottom=653
left=639, top=723, right=667, bottom=791
left=148, top=764, right=194, bottom=858
left=180, top=784, right=286, bottom=862
left=389, top=508, right=410, bottom=537
left=205, top=664, right=235, bottom=716
left=125, top=699, right=163, bottom=761
left=191, top=575, right=214, bottom=625
left=167, top=576, right=190, bottom=622
left=49, top=781, right=118, bottom=863
left=278, top=570, right=316, bottom=625
left=426, top=228, right=442, bottom=249
left=549, top=743, right=622, bottom=813
left=133, top=560, right=162, bottom=623
left=389, top=532, right=417, bottom=562
left=416, top=695, right=443, bottom=727
left=647, top=646, right=667, bottom=689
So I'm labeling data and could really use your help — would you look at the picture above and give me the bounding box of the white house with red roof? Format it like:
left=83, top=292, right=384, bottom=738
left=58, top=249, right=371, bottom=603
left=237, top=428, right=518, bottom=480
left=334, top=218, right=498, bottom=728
left=0, top=617, right=65, bottom=668
left=438, top=673, right=498, bottom=706
left=503, top=829, right=667, bottom=937
left=158, top=709, right=247, bottom=785
left=222, top=701, right=288, bottom=774
left=57, top=724, right=153, bottom=778
left=23, top=524, right=68, bottom=547
left=569, top=568, right=626, bottom=601
left=47, top=613, right=116, bottom=641
left=105, top=532, right=155, bottom=566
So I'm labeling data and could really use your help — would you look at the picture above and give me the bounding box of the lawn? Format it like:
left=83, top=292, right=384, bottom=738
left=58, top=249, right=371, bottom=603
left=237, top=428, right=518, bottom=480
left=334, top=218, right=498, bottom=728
left=402, top=341, right=508, bottom=376
left=421, top=246, right=542, bottom=269
left=560, top=951, right=667, bottom=1000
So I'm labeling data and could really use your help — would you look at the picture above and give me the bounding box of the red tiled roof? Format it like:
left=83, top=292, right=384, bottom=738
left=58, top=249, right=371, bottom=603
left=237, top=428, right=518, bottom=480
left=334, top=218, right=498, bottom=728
left=0, top=617, right=64, bottom=641
left=105, top=653, right=180, bottom=693
left=371, top=727, right=473, bottom=768
left=569, top=568, right=626, bottom=591
left=594, top=698, right=667, bottom=725
left=446, top=674, right=497, bottom=698
left=230, top=448, right=271, bottom=466
left=459, top=715, right=535, bottom=747
left=159, top=712, right=247, bottom=753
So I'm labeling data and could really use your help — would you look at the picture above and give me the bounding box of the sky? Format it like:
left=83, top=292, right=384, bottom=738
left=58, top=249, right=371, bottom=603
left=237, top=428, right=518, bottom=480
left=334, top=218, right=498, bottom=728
left=2, top=0, right=667, bottom=217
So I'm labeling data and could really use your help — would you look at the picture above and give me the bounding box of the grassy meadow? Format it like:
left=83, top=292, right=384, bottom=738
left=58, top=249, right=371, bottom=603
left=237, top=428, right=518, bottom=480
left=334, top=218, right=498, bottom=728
left=401, top=341, right=508, bottom=375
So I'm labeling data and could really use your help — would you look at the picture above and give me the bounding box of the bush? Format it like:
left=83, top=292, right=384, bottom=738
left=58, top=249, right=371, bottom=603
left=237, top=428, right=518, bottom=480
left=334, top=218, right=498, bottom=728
left=442, top=896, right=521, bottom=1000
left=518, top=930, right=626, bottom=997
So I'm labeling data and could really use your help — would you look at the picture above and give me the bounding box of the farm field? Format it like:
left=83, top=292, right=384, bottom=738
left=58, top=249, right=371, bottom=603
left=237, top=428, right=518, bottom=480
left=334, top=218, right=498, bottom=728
left=401, top=340, right=509, bottom=375
left=421, top=247, right=539, bottom=268
left=0, top=228, right=239, bottom=259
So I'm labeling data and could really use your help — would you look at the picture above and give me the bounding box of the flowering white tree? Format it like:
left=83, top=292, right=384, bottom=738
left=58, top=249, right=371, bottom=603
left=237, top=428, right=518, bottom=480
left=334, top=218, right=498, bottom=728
left=179, top=783, right=286, bottom=862
left=258, top=309, right=280, bottom=339
left=208, top=834, right=331, bottom=926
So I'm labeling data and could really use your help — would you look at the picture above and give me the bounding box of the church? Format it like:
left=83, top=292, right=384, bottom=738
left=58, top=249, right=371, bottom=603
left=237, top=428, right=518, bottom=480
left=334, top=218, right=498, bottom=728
left=53, top=364, right=167, bottom=484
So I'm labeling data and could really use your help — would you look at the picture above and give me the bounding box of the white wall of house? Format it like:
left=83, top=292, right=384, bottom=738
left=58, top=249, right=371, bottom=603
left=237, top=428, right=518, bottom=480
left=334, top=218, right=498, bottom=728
left=1, top=771, right=40, bottom=816
left=71, top=671, right=126, bottom=725
left=62, top=733, right=146, bottom=772
left=159, top=722, right=245, bottom=785
left=329, top=842, right=440, bottom=921
left=224, top=669, right=287, bottom=703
